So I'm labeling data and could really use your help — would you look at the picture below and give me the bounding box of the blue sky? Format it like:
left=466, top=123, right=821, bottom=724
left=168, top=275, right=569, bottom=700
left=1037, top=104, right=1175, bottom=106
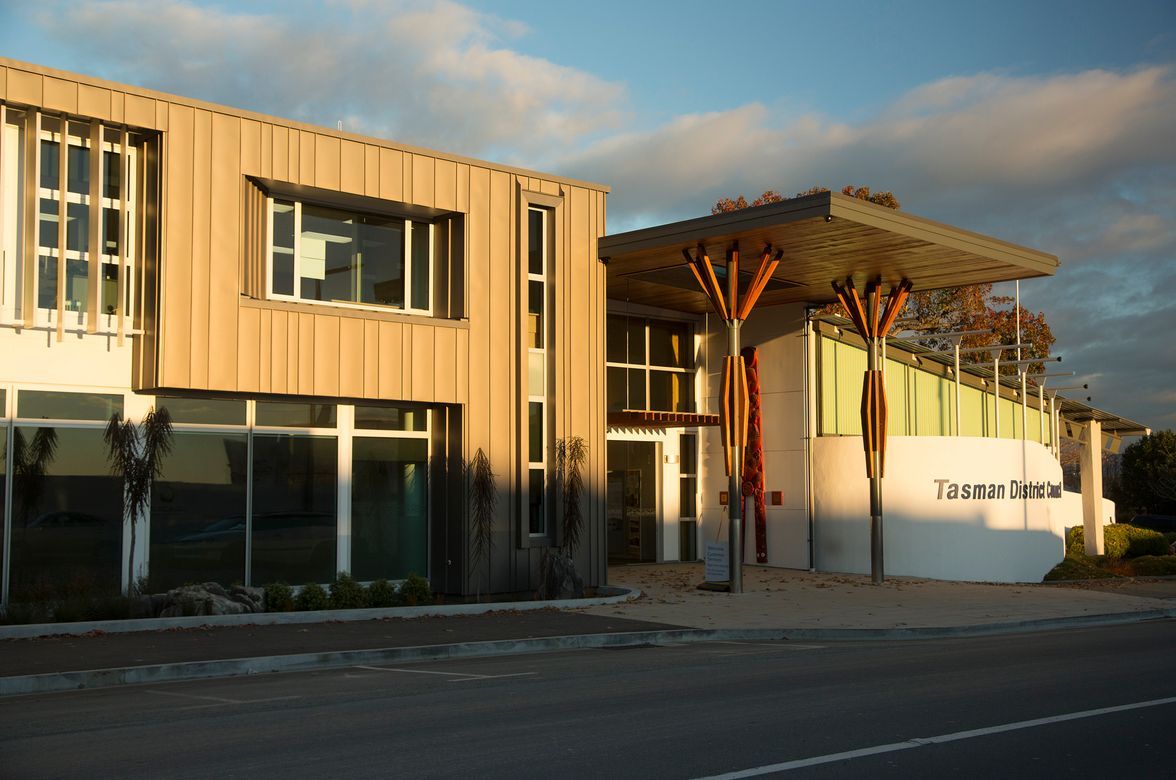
left=2, top=0, right=1174, bottom=430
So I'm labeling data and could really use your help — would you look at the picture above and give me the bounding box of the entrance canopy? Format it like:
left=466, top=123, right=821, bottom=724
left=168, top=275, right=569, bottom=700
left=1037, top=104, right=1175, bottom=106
left=599, top=191, right=1059, bottom=311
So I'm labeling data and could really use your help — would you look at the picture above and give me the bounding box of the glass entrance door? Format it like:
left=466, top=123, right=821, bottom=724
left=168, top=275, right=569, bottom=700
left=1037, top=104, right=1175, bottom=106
left=607, top=440, right=658, bottom=564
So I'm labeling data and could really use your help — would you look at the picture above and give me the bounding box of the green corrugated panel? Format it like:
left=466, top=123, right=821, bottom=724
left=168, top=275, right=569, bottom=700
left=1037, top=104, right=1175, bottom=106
left=885, top=358, right=909, bottom=436
left=836, top=340, right=866, bottom=435
left=819, top=337, right=840, bottom=434
left=959, top=383, right=988, bottom=437
left=998, top=395, right=1019, bottom=438
left=913, top=369, right=951, bottom=436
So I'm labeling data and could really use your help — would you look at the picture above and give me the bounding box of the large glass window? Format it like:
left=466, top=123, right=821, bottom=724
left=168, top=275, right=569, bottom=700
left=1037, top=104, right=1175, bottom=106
left=9, top=426, right=124, bottom=600
left=250, top=434, right=337, bottom=585
left=351, top=437, right=428, bottom=581
left=268, top=197, right=432, bottom=314
left=526, top=206, right=549, bottom=536
left=149, top=431, right=249, bottom=590
left=607, top=315, right=696, bottom=414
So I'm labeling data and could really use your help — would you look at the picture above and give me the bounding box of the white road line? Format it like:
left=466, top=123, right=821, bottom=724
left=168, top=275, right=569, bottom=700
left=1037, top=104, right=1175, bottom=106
left=447, top=672, right=537, bottom=683
left=145, top=689, right=242, bottom=704
left=354, top=665, right=489, bottom=678
left=694, top=695, right=1176, bottom=779
left=145, top=689, right=301, bottom=707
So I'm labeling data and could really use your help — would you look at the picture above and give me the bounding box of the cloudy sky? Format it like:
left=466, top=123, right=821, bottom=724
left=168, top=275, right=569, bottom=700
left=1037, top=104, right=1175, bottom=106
left=3, top=0, right=1173, bottom=430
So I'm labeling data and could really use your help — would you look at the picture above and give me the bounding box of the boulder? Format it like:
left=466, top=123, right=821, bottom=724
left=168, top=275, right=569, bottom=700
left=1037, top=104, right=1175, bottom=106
left=158, top=584, right=249, bottom=617
left=538, top=552, right=585, bottom=600
left=229, top=585, right=265, bottom=613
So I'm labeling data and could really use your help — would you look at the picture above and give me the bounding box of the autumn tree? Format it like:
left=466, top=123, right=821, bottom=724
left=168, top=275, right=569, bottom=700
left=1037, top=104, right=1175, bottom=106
left=711, top=185, right=1055, bottom=375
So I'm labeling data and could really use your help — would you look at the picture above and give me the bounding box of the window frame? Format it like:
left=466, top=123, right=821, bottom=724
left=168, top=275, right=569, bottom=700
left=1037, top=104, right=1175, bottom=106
left=526, top=204, right=550, bottom=539
left=264, top=195, right=434, bottom=317
left=606, top=315, right=697, bottom=414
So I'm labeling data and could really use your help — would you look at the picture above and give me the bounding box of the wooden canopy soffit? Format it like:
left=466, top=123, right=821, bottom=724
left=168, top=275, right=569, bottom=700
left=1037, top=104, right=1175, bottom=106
left=600, top=192, right=1059, bottom=313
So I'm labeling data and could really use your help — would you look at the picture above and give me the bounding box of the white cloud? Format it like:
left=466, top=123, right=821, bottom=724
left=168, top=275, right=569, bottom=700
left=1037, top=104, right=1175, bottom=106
left=21, top=0, right=625, bottom=160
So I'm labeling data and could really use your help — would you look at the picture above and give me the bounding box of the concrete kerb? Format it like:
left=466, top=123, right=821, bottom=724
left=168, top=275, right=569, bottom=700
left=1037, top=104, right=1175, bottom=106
left=0, top=586, right=640, bottom=640
left=2, top=606, right=1172, bottom=698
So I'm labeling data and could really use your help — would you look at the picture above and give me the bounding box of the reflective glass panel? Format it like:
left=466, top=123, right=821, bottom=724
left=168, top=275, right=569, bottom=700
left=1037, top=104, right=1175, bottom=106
left=300, top=203, right=355, bottom=303
left=149, top=432, right=248, bottom=590
left=528, top=280, right=544, bottom=349
left=250, top=434, right=337, bottom=585
left=40, top=139, right=59, bottom=190
left=255, top=401, right=336, bottom=428
left=528, top=351, right=545, bottom=396
left=9, top=427, right=123, bottom=599
left=156, top=397, right=247, bottom=426
left=38, top=198, right=57, bottom=249
left=100, top=261, right=120, bottom=315
left=66, top=139, right=89, bottom=196
left=357, top=214, right=403, bottom=307
left=528, top=208, right=544, bottom=275
left=649, top=320, right=693, bottom=369
left=18, top=390, right=123, bottom=421
left=37, top=254, right=56, bottom=309
left=606, top=315, right=645, bottom=364
left=680, top=433, right=697, bottom=475
left=528, top=468, right=545, bottom=535
left=354, top=405, right=426, bottom=431
left=65, top=256, right=88, bottom=313
left=351, top=438, right=428, bottom=581
left=0, top=396, right=5, bottom=591
left=103, top=207, right=120, bottom=255
left=103, top=150, right=121, bottom=200
left=529, top=401, right=543, bottom=463
left=271, top=200, right=295, bottom=296
left=66, top=201, right=89, bottom=252
left=410, top=221, right=430, bottom=310
left=649, top=370, right=693, bottom=413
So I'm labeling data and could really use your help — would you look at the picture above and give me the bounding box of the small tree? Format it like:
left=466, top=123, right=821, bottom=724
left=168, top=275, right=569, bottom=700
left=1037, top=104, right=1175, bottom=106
left=105, top=407, right=173, bottom=593
left=468, top=447, right=497, bottom=599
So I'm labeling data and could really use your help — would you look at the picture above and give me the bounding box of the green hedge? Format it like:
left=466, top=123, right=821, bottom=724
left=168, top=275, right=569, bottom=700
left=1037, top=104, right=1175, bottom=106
left=1127, top=556, right=1176, bottom=576
left=1066, top=524, right=1168, bottom=559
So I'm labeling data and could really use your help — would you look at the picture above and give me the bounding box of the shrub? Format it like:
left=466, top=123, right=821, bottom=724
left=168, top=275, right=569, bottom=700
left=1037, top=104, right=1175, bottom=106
left=1043, top=555, right=1118, bottom=581
left=264, top=582, right=295, bottom=612
left=295, top=582, right=330, bottom=611
left=367, top=579, right=400, bottom=608
left=1067, top=525, right=1167, bottom=559
left=398, top=573, right=433, bottom=606
left=330, top=572, right=368, bottom=610
left=1126, top=555, right=1176, bottom=577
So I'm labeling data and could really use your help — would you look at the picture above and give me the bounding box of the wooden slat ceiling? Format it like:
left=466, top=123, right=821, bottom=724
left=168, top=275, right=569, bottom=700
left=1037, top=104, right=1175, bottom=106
left=600, top=192, right=1059, bottom=313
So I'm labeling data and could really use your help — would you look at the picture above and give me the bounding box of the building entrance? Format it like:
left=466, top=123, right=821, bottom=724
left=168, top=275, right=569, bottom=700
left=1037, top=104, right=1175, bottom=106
left=606, top=440, right=659, bottom=563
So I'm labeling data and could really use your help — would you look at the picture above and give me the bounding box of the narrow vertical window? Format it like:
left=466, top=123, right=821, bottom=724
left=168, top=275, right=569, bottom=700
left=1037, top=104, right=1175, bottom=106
left=679, top=432, right=699, bottom=561
left=527, top=206, right=548, bottom=536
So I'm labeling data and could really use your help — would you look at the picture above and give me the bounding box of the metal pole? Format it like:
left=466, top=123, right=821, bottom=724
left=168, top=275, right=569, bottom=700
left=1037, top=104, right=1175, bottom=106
left=993, top=353, right=1001, bottom=439
left=867, top=334, right=884, bottom=584
left=954, top=341, right=961, bottom=436
left=728, top=319, right=742, bottom=594
left=1038, top=384, right=1045, bottom=444
left=1020, top=370, right=1028, bottom=441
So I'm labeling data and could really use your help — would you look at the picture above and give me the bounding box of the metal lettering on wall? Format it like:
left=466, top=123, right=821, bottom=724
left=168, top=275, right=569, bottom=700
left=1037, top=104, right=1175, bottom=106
left=933, top=479, right=1063, bottom=500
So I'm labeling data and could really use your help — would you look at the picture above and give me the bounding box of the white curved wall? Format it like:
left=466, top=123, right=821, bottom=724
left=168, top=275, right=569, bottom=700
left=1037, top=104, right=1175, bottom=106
left=813, top=436, right=1069, bottom=583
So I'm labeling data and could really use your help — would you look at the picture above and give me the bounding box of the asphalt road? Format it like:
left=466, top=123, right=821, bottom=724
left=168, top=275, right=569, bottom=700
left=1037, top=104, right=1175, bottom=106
left=1, top=620, right=1173, bottom=778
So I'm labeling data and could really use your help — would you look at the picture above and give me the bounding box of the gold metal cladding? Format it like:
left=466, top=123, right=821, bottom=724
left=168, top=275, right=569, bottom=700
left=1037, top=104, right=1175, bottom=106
left=118, top=127, right=129, bottom=346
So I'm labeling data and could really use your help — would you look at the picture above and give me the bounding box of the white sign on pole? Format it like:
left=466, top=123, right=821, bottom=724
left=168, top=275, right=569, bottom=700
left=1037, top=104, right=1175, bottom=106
left=704, top=542, right=729, bottom=583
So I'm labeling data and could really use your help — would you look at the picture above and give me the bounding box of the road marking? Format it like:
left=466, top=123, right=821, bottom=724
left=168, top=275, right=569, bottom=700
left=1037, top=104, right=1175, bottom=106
left=448, top=672, right=537, bottom=683
left=354, top=665, right=534, bottom=681
left=694, top=695, right=1176, bottom=779
left=144, top=690, right=301, bottom=706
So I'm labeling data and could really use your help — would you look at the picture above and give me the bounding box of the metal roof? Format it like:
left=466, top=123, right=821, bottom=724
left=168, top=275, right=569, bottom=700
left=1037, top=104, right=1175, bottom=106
left=600, top=191, right=1059, bottom=312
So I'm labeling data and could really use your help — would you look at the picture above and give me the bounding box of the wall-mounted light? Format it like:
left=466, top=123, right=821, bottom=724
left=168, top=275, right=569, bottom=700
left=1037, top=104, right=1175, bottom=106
left=825, top=215, right=833, bottom=223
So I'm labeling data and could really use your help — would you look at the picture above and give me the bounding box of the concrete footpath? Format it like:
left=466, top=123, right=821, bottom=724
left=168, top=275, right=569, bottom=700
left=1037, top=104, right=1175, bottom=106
left=2, top=564, right=1174, bottom=697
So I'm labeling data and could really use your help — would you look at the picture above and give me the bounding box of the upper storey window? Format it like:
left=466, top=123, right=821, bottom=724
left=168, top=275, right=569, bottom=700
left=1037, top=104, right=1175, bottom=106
left=267, top=197, right=432, bottom=315
left=1, top=106, right=145, bottom=332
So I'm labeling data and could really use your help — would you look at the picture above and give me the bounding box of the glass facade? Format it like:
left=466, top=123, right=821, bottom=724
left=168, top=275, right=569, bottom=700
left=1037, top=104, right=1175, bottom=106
left=149, top=431, right=249, bottom=590
left=351, top=438, right=428, bottom=581
left=0, top=392, right=433, bottom=602
left=9, top=427, right=124, bottom=599
left=251, top=434, right=338, bottom=586
left=526, top=206, right=549, bottom=537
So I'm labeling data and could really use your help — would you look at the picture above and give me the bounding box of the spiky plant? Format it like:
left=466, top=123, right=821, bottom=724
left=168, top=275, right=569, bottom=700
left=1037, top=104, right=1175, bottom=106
left=555, top=436, right=588, bottom=556
left=468, top=448, right=497, bottom=598
left=104, top=407, right=173, bottom=592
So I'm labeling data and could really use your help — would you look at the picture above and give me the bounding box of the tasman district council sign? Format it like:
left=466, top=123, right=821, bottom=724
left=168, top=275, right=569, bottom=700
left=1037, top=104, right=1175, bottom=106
left=933, top=479, right=1063, bottom=500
